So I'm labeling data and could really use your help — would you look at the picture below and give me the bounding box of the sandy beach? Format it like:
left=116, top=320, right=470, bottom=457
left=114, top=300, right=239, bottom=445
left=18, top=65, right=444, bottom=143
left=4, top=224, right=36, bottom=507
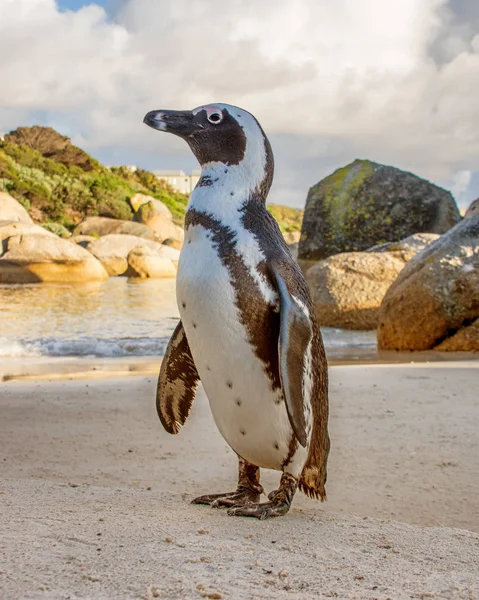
left=1, top=362, right=478, bottom=599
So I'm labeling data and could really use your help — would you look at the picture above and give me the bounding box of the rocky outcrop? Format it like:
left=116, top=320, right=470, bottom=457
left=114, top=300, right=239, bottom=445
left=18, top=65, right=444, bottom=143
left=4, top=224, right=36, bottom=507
left=0, top=234, right=108, bottom=283
left=86, top=234, right=178, bottom=277
left=73, top=216, right=156, bottom=241
left=299, top=160, right=461, bottom=260
left=307, top=252, right=406, bottom=329
left=127, top=246, right=178, bottom=278
left=130, top=194, right=173, bottom=220
left=378, top=212, right=479, bottom=351
left=133, top=200, right=184, bottom=245
left=0, top=193, right=33, bottom=224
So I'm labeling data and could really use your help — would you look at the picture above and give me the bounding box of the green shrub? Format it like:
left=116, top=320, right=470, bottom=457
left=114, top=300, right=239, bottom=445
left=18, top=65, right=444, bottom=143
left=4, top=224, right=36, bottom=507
left=41, top=222, right=72, bottom=237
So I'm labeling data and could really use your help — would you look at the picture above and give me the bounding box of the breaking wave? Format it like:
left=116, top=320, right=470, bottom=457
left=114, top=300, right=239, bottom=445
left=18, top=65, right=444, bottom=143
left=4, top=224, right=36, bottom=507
left=0, top=336, right=170, bottom=358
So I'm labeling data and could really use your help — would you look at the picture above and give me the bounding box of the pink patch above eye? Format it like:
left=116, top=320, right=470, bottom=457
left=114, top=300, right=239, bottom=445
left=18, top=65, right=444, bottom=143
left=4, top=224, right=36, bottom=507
left=192, top=104, right=222, bottom=118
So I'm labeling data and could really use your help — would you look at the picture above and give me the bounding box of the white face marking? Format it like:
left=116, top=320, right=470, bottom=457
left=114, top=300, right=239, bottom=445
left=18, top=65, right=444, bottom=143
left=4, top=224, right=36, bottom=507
left=192, top=104, right=224, bottom=124
left=192, top=103, right=267, bottom=196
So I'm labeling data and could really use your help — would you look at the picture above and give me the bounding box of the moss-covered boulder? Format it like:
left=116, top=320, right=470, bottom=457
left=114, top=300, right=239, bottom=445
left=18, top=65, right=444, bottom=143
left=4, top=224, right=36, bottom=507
left=299, top=160, right=461, bottom=260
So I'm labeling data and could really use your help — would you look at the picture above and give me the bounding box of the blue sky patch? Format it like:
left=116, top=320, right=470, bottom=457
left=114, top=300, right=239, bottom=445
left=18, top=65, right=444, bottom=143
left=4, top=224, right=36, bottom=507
left=57, top=0, right=107, bottom=11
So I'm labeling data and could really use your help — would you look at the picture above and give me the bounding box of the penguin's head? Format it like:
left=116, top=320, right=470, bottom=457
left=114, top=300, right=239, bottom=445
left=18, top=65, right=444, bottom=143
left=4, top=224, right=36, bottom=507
left=144, top=103, right=274, bottom=195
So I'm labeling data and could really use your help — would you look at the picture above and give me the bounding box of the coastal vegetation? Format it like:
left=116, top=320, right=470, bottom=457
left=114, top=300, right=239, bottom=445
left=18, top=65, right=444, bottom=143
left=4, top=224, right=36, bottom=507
left=0, top=126, right=302, bottom=233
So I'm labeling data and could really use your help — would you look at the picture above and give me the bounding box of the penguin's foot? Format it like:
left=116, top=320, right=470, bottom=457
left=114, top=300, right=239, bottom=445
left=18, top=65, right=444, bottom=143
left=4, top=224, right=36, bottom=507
left=227, top=472, right=298, bottom=520
left=227, top=499, right=290, bottom=520
left=192, top=458, right=263, bottom=508
left=192, top=484, right=263, bottom=508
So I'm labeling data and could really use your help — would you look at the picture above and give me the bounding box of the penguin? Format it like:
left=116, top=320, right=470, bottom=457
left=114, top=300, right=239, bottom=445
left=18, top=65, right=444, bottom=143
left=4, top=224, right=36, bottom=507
left=144, top=103, right=330, bottom=519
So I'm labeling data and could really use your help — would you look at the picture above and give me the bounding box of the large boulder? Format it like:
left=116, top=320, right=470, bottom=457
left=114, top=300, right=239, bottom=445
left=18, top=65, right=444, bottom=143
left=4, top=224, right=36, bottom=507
left=130, top=194, right=173, bottom=220
left=0, top=220, right=57, bottom=243
left=299, top=160, right=461, bottom=260
left=86, top=234, right=179, bottom=277
left=133, top=201, right=184, bottom=245
left=73, top=216, right=156, bottom=241
left=127, top=246, right=178, bottom=278
left=307, top=252, right=406, bottom=330
left=0, top=234, right=108, bottom=283
left=307, top=233, right=441, bottom=329
left=0, top=192, right=33, bottom=224
left=142, top=215, right=184, bottom=245
left=434, top=318, right=479, bottom=351
left=378, top=211, right=479, bottom=351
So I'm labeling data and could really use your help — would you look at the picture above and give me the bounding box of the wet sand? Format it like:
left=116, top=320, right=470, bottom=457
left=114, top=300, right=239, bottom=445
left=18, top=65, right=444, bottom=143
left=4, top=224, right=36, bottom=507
left=1, top=363, right=478, bottom=599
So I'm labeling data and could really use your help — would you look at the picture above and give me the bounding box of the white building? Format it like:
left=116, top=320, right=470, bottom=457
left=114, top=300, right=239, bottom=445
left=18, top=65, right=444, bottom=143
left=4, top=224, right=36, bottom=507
left=153, top=169, right=201, bottom=195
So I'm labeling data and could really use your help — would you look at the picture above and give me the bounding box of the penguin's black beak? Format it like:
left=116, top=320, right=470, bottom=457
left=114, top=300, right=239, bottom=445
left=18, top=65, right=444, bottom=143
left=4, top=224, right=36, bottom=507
left=143, top=109, right=198, bottom=138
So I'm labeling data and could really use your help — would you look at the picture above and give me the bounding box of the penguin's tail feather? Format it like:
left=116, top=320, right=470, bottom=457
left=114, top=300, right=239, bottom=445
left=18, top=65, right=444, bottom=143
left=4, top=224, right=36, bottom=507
left=299, top=457, right=328, bottom=501
left=298, top=332, right=330, bottom=501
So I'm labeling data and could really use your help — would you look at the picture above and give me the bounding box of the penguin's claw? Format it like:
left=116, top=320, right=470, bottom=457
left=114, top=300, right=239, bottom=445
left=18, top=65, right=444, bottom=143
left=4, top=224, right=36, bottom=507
left=227, top=500, right=291, bottom=520
left=192, top=489, right=261, bottom=508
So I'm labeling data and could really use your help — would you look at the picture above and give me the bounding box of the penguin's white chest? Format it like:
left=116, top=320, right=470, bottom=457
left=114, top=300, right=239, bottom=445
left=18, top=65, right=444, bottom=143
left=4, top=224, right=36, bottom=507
left=176, top=224, right=298, bottom=471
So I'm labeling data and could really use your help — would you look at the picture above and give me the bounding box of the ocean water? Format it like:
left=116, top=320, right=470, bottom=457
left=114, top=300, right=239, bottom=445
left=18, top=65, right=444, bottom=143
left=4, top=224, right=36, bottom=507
left=0, top=279, right=377, bottom=359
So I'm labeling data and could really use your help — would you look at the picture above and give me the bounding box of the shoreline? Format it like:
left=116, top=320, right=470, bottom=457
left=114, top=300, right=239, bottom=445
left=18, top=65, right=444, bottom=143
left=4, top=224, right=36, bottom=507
left=1, top=349, right=477, bottom=382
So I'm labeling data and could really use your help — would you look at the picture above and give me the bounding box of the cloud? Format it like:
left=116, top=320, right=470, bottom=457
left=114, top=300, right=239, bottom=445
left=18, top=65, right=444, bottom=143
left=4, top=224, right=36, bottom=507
left=1, top=0, right=478, bottom=209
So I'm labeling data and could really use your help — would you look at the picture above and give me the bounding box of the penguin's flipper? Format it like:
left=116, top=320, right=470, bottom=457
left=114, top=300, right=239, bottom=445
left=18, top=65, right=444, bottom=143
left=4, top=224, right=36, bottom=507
left=156, top=320, right=200, bottom=434
left=272, top=266, right=312, bottom=448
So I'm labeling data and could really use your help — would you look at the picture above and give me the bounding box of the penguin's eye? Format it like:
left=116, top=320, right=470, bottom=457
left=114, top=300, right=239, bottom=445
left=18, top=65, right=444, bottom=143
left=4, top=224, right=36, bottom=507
left=207, top=113, right=223, bottom=125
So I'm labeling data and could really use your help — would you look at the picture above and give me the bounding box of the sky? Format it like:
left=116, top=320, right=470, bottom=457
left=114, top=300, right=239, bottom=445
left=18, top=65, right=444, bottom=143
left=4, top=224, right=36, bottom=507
left=1, top=0, right=478, bottom=210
